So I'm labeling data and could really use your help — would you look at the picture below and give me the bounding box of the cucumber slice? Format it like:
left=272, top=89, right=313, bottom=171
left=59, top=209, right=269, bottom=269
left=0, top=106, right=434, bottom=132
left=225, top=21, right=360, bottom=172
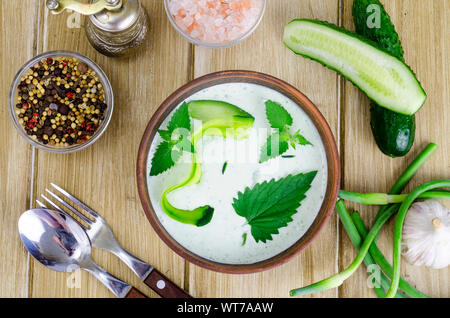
left=283, top=19, right=426, bottom=116
left=188, top=100, right=254, bottom=122
left=188, top=100, right=255, bottom=138
left=159, top=100, right=255, bottom=227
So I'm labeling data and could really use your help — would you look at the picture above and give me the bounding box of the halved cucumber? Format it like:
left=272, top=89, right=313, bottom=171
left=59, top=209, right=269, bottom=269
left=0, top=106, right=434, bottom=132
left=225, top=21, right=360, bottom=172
left=283, top=19, right=426, bottom=116
left=353, top=0, right=416, bottom=157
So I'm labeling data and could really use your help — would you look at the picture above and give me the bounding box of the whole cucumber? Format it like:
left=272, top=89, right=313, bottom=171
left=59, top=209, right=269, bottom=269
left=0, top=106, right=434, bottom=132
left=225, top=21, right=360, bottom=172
left=353, top=0, right=416, bottom=157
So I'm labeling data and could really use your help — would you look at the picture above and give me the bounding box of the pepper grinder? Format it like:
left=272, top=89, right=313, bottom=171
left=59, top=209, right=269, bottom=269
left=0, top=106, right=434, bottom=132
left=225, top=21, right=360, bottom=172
left=46, top=0, right=149, bottom=57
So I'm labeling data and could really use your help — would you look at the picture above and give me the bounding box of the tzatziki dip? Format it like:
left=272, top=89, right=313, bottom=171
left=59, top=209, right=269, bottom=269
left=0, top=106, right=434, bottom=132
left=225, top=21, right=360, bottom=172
left=147, top=82, right=327, bottom=264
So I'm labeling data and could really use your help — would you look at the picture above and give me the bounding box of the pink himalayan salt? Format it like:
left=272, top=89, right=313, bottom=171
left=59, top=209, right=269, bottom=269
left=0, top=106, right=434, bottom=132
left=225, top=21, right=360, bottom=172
left=168, top=0, right=264, bottom=44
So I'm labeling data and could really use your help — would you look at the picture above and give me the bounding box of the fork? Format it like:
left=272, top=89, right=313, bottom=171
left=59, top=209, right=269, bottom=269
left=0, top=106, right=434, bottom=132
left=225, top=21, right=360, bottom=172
left=37, top=183, right=192, bottom=298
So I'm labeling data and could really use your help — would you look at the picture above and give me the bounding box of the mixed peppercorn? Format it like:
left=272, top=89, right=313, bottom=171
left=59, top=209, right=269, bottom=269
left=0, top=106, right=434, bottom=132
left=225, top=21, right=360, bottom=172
left=14, top=56, right=107, bottom=147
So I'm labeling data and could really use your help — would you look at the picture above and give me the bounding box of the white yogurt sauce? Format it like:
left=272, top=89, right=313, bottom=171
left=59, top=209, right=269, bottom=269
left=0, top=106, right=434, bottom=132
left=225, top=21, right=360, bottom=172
left=147, top=83, right=328, bottom=264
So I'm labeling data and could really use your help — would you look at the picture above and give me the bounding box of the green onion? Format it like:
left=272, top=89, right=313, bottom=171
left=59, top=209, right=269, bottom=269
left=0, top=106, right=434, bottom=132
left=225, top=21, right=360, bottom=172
left=351, top=211, right=428, bottom=298
left=289, top=143, right=440, bottom=297
left=290, top=204, right=399, bottom=297
left=386, top=179, right=450, bottom=298
left=389, top=143, right=438, bottom=194
left=373, top=143, right=438, bottom=238
left=339, top=190, right=450, bottom=205
left=336, top=200, right=405, bottom=298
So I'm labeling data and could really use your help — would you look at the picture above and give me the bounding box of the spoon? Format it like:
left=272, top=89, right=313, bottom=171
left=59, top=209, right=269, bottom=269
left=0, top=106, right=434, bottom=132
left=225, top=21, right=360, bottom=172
left=18, top=208, right=146, bottom=298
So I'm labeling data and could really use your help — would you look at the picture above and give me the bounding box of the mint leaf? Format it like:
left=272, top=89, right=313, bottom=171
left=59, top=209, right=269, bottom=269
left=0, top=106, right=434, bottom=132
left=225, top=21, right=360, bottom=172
left=260, top=101, right=313, bottom=163
left=292, top=131, right=313, bottom=146
left=232, top=171, right=317, bottom=243
left=158, top=129, right=172, bottom=141
left=259, top=132, right=289, bottom=163
left=167, top=102, right=191, bottom=132
left=158, top=102, right=191, bottom=143
left=150, top=141, right=182, bottom=176
left=175, top=138, right=195, bottom=154
left=265, top=100, right=293, bottom=130
left=151, top=103, right=193, bottom=177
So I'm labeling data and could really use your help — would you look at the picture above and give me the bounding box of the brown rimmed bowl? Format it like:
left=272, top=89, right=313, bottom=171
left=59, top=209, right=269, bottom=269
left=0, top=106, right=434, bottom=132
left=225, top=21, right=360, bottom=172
left=136, top=70, right=340, bottom=274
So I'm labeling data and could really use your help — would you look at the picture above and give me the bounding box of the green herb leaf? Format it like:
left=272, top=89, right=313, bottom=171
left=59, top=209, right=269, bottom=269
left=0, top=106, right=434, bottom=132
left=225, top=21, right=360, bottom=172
left=260, top=101, right=313, bottom=163
left=174, top=137, right=195, bottom=154
left=158, top=103, right=192, bottom=144
left=259, top=133, right=289, bottom=163
left=158, top=129, right=172, bottom=142
left=149, top=141, right=182, bottom=176
left=292, top=130, right=313, bottom=146
left=167, top=102, right=191, bottom=132
left=265, top=100, right=293, bottom=130
left=222, top=161, right=228, bottom=174
left=150, top=103, right=193, bottom=177
left=232, top=171, right=317, bottom=243
left=241, top=233, right=248, bottom=246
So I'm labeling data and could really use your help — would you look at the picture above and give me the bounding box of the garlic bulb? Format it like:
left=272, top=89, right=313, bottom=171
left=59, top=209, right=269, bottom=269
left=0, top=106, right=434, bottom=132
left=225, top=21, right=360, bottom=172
left=402, top=200, right=450, bottom=269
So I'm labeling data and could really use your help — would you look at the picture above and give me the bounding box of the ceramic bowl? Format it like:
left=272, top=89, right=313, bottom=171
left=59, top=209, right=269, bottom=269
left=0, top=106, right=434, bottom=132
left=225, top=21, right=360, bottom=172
left=136, top=70, right=340, bottom=273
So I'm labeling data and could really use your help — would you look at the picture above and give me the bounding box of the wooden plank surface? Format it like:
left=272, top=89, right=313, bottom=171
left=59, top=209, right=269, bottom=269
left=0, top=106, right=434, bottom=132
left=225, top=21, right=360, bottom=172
left=340, top=0, right=449, bottom=298
left=28, top=0, right=190, bottom=297
left=0, top=0, right=40, bottom=298
left=0, top=0, right=448, bottom=298
left=190, top=0, right=340, bottom=298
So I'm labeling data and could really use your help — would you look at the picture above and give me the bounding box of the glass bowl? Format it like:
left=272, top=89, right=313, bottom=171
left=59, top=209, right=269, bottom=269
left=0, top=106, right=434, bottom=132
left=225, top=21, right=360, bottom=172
left=9, top=51, right=114, bottom=154
left=164, top=0, right=266, bottom=48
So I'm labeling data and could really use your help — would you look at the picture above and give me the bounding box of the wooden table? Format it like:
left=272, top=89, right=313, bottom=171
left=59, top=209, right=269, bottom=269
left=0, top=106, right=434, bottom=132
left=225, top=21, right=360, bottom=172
left=1, top=0, right=448, bottom=298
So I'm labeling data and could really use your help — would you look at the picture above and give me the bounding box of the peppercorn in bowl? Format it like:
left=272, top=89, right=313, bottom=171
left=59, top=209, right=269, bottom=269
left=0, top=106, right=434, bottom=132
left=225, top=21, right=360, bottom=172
left=9, top=51, right=113, bottom=153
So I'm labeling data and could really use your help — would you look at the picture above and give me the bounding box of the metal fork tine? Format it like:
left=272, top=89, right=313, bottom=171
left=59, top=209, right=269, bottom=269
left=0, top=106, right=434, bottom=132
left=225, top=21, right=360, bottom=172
left=40, top=194, right=66, bottom=214
left=50, top=183, right=99, bottom=218
left=44, top=185, right=158, bottom=290
left=35, top=200, right=47, bottom=209
left=45, top=189, right=93, bottom=226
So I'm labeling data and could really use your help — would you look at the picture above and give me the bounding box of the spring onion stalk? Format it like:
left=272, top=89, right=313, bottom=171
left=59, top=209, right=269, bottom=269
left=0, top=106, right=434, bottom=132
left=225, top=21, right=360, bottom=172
left=335, top=200, right=404, bottom=298
left=290, top=204, right=399, bottom=297
left=373, top=143, right=438, bottom=240
left=293, top=144, right=440, bottom=297
left=351, top=212, right=428, bottom=298
left=386, top=179, right=450, bottom=298
left=389, top=143, right=438, bottom=194
left=336, top=200, right=385, bottom=297
left=339, top=190, right=450, bottom=205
